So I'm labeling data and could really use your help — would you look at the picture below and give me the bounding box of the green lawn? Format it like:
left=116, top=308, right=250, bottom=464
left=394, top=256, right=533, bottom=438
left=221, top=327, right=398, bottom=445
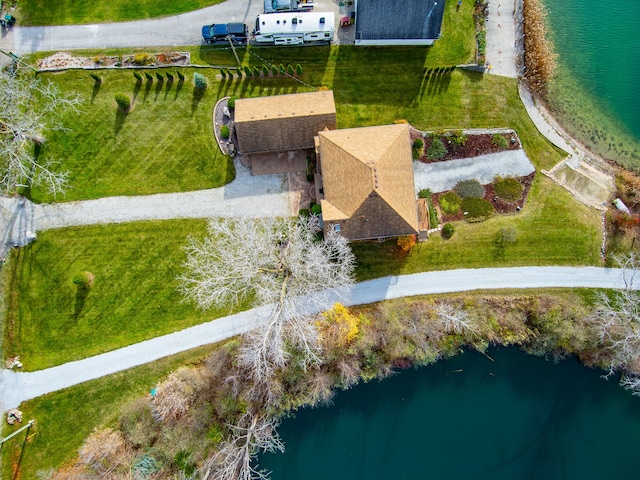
left=353, top=175, right=603, bottom=281
left=36, top=45, right=561, bottom=203
left=0, top=344, right=214, bottom=480
left=32, top=68, right=236, bottom=203
left=2, top=219, right=251, bottom=371
left=15, top=0, right=225, bottom=25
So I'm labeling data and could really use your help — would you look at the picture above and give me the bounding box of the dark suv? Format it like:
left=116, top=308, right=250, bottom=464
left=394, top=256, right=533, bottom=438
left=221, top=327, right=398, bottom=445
left=202, top=22, right=249, bottom=43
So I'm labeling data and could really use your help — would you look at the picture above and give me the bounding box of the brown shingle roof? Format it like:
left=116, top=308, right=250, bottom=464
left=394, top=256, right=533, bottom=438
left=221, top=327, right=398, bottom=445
left=234, top=91, right=336, bottom=154
left=318, top=124, right=418, bottom=239
left=234, top=90, right=336, bottom=123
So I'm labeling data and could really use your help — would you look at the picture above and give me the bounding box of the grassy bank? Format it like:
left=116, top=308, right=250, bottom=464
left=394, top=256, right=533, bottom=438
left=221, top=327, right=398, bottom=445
left=1, top=219, right=252, bottom=371
left=2, top=289, right=602, bottom=479
left=0, top=345, right=214, bottom=480
left=354, top=175, right=603, bottom=281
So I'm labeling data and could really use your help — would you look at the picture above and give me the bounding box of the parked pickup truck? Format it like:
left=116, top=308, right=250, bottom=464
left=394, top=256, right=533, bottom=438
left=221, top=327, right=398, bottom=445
left=201, top=23, right=249, bottom=43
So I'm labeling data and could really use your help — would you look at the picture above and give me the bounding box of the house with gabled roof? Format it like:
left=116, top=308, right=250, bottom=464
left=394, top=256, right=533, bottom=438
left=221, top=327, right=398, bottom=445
left=234, top=90, right=336, bottom=155
left=315, top=124, right=419, bottom=241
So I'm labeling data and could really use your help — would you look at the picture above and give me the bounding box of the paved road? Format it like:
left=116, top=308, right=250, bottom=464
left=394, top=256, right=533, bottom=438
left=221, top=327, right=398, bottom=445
left=0, top=0, right=263, bottom=55
left=0, top=0, right=347, bottom=56
left=1, top=266, right=635, bottom=412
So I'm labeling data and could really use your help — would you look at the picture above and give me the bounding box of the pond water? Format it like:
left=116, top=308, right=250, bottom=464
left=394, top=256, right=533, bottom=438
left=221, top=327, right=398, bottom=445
left=261, top=348, right=640, bottom=479
left=542, top=0, right=640, bottom=169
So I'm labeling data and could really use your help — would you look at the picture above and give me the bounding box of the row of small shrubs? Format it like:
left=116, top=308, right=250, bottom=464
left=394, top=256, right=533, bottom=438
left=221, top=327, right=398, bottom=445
left=220, top=63, right=302, bottom=79
left=92, top=70, right=187, bottom=85
left=474, top=0, right=489, bottom=64
left=298, top=202, right=322, bottom=217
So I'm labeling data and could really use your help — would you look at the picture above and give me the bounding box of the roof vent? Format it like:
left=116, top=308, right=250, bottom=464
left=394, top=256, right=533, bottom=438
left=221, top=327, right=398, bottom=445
left=320, top=17, right=325, bottom=23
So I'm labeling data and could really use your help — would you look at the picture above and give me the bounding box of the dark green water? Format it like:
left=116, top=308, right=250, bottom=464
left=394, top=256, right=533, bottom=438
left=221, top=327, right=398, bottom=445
left=542, top=0, right=640, bottom=169
left=261, top=348, right=640, bottom=479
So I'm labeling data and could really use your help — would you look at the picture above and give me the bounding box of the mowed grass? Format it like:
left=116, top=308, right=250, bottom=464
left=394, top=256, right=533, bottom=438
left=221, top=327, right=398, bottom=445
left=0, top=345, right=214, bottom=480
left=32, top=68, right=235, bottom=203
left=15, top=0, right=225, bottom=25
left=2, top=219, right=250, bottom=370
left=234, top=45, right=564, bottom=169
left=353, top=175, right=603, bottom=281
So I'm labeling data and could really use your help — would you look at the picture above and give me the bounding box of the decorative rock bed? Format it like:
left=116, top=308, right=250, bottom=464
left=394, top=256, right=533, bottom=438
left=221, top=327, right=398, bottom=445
left=36, top=51, right=191, bottom=72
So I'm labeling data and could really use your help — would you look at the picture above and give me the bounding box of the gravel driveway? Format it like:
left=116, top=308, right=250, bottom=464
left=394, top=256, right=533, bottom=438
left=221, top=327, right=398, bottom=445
left=413, top=149, right=535, bottom=194
left=0, top=159, right=290, bottom=256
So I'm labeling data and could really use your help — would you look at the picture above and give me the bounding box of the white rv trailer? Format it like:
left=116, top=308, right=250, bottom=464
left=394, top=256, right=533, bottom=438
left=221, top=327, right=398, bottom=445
left=253, top=11, right=335, bottom=45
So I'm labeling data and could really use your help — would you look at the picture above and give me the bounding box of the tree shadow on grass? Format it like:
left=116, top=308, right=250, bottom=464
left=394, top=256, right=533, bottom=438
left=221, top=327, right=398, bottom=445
left=154, top=76, right=165, bottom=101
left=143, top=78, right=153, bottom=103
left=174, top=78, right=185, bottom=101
left=164, top=76, right=174, bottom=100
left=74, top=286, right=90, bottom=318
left=90, top=80, right=101, bottom=104
left=217, top=76, right=229, bottom=99
left=115, top=107, right=129, bottom=135
left=132, top=79, right=142, bottom=104
left=420, top=67, right=454, bottom=99
left=191, top=86, right=206, bottom=115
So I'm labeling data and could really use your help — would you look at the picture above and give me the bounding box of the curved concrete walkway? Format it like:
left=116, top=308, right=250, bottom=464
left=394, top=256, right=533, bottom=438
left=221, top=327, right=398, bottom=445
left=1, top=266, right=635, bottom=412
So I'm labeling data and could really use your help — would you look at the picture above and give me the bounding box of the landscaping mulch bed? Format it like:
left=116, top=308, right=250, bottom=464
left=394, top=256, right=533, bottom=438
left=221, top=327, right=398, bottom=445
left=36, top=52, right=190, bottom=71
left=411, top=131, right=521, bottom=163
left=433, top=172, right=535, bottom=223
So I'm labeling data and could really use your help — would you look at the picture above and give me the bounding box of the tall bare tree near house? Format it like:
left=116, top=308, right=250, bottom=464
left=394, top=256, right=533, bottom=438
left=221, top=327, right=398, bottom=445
left=588, top=253, right=640, bottom=388
left=179, top=216, right=355, bottom=401
left=0, top=64, right=81, bottom=195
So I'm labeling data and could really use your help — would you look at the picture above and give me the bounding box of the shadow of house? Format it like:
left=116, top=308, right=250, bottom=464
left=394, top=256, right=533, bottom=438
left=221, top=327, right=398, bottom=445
left=354, top=0, right=445, bottom=46
left=315, top=124, right=419, bottom=241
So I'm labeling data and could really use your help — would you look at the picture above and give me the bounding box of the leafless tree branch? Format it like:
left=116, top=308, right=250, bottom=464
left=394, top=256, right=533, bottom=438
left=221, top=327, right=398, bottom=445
left=0, top=64, right=81, bottom=195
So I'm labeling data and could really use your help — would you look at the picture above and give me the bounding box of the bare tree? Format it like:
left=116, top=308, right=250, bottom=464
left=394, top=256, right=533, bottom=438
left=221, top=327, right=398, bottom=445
left=150, top=366, right=207, bottom=424
left=179, top=216, right=355, bottom=399
left=589, top=253, right=640, bottom=378
left=201, top=412, right=284, bottom=480
left=434, top=302, right=478, bottom=335
left=0, top=64, right=81, bottom=195
left=78, top=427, right=131, bottom=475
